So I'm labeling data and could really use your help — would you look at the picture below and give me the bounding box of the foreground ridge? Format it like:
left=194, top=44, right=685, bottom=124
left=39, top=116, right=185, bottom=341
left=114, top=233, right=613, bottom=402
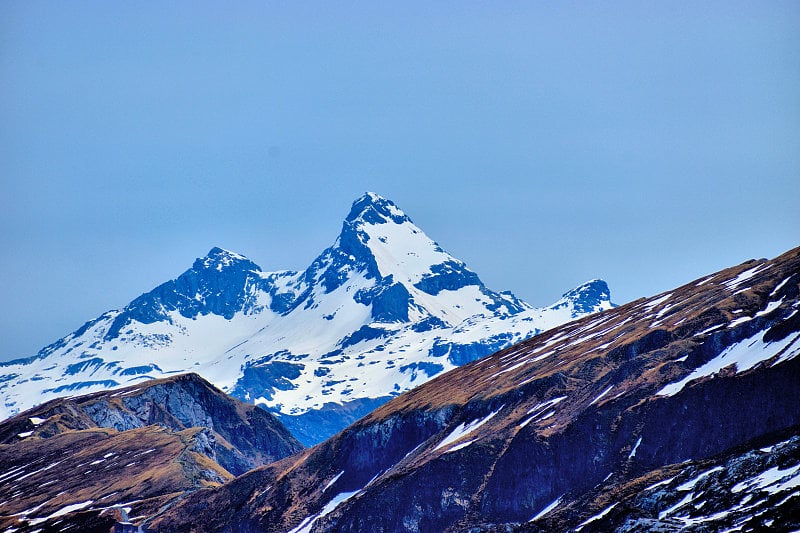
left=150, top=245, right=800, bottom=532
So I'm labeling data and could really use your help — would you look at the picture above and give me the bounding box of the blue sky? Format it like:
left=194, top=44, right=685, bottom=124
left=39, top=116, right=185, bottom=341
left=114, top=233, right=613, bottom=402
left=1, top=1, right=798, bottom=360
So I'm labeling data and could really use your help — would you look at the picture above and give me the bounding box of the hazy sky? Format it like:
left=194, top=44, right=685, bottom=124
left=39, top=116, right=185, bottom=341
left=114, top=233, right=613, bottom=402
left=1, top=2, right=798, bottom=360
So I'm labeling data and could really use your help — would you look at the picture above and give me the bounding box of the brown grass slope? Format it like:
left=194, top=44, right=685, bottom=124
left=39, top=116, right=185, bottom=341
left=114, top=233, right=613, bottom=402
left=150, top=245, right=800, bottom=533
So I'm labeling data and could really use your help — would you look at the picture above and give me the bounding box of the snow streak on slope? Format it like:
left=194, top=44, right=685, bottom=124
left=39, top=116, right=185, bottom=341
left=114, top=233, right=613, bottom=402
left=0, top=194, right=612, bottom=443
left=658, top=330, right=800, bottom=397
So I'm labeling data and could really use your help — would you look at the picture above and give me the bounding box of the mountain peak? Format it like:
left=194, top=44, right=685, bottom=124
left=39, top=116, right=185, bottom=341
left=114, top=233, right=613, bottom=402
left=195, top=247, right=260, bottom=273
left=563, top=278, right=610, bottom=297
left=345, top=192, right=411, bottom=225
left=559, top=279, right=614, bottom=315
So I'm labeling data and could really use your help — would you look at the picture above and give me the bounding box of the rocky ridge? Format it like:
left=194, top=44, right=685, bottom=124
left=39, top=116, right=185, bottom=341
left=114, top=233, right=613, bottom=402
left=0, top=373, right=303, bottom=532
left=149, top=245, right=800, bottom=532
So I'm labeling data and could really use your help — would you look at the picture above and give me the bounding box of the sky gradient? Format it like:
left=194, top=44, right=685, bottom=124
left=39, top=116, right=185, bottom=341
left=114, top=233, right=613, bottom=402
left=1, top=2, right=799, bottom=360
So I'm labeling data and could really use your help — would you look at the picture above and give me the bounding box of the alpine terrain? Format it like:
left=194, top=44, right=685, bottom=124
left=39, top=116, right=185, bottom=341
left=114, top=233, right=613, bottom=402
left=0, top=193, right=613, bottom=444
left=0, top=373, right=303, bottom=532
left=150, top=245, right=800, bottom=532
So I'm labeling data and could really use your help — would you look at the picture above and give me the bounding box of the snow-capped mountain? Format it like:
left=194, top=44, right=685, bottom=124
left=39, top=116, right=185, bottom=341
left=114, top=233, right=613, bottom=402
left=0, top=193, right=613, bottom=443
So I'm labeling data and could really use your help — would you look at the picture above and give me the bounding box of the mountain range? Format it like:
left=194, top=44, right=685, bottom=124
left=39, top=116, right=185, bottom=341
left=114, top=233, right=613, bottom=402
left=0, top=193, right=613, bottom=444
left=1, top=233, right=797, bottom=531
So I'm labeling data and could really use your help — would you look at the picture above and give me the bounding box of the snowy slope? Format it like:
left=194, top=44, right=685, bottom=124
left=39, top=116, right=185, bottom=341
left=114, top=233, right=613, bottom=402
left=0, top=193, right=613, bottom=443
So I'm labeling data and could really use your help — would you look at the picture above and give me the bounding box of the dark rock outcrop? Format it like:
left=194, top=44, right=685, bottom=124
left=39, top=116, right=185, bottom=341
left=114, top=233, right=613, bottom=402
left=106, top=248, right=266, bottom=339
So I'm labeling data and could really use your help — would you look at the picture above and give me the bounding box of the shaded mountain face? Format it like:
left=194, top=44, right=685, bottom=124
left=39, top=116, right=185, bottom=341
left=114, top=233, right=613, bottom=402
left=0, top=193, right=613, bottom=444
left=0, top=373, right=303, bottom=532
left=150, top=246, right=800, bottom=533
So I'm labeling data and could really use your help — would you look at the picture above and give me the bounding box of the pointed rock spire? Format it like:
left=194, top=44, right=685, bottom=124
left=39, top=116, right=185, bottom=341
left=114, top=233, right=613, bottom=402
left=345, top=192, right=412, bottom=225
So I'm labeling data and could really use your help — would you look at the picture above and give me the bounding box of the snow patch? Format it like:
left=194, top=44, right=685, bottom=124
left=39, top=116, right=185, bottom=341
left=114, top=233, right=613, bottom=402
left=644, top=294, right=672, bottom=312
left=732, top=464, right=800, bottom=495
left=770, top=276, right=792, bottom=297
left=628, top=437, right=642, bottom=459
left=588, top=386, right=613, bottom=406
left=530, top=496, right=562, bottom=521
left=695, top=275, right=716, bottom=287
left=756, top=297, right=784, bottom=317
left=729, top=316, right=752, bottom=327
left=655, top=303, right=675, bottom=320
left=434, top=408, right=502, bottom=452
left=15, top=460, right=62, bottom=482
left=323, top=471, right=344, bottom=493
left=724, top=264, right=769, bottom=290
left=658, top=331, right=800, bottom=397
left=446, top=440, right=476, bottom=453
left=644, top=476, right=676, bottom=492
left=698, top=324, right=724, bottom=335
left=677, top=467, right=723, bottom=492
left=519, top=396, right=567, bottom=428
left=527, top=396, right=566, bottom=415
left=28, top=500, right=94, bottom=525
left=0, top=465, right=27, bottom=482
left=658, top=492, right=693, bottom=520
left=577, top=503, right=618, bottom=528
left=288, top=490, right=360, bottom=533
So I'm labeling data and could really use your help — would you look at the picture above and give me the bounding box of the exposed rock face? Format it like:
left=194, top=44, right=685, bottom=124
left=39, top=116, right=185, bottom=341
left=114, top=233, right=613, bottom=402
left=105, top=247, right=266, bottom=339
left=0, top=374, right=303, bottom=532
left=539, top=431, right=800, bottom=532
left=150, top=246, right=800, bottom=532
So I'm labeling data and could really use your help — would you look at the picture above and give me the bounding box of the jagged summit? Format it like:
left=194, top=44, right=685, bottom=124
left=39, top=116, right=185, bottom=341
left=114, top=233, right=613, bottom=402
left=336, top=191, right=450, bottom=282
left=338, top=193, right=488, bottom=302
left=197, top=247, right=260, bottom=273
left=103, top=247, right=265, bottom=338
left=345, top=192, right=411, bottom=225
